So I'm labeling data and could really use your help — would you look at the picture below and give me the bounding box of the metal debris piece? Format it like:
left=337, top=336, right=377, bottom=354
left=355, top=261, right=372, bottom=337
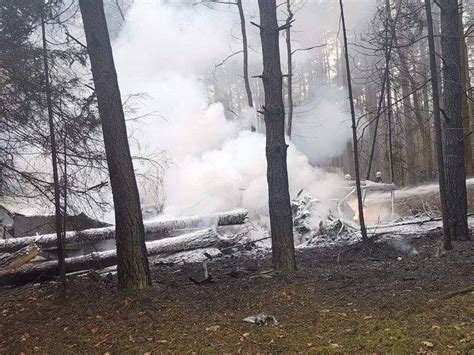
left=243, top=313, right=279, bottom=326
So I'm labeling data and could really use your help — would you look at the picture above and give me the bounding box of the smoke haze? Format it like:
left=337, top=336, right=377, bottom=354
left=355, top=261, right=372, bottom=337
left=110, top=0, right=376, bottom=226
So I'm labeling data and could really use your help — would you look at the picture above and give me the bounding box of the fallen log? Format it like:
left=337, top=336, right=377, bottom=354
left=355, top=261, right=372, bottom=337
left=0, top=228, right=239, bottom=287
left=0, top=209, right=248, bottom=253
left=0, top=244, right=41, bottom=269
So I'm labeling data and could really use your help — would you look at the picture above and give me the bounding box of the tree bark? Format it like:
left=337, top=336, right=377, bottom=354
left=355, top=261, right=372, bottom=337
left=257, top=0, right=296, bottom=272
left=439, top=0, right=469, bottom=242
left=425, top=0, right=453, bottom=250
left=79, top=0, right=151, bottom=289
left=41, top=10, right=66, bottom=295
left=460, top=15, right=473, bottom=176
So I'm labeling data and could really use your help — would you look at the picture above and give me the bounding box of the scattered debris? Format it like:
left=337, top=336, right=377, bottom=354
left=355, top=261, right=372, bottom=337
left=290, top=191, right=362, bottom=248
left=421, top=341, right=434, bottom=348
left=243, top=313, right=279, bottom=326
left=0, top=244, right=40, bottom=269
left=292, top=194, right=318, bottom=236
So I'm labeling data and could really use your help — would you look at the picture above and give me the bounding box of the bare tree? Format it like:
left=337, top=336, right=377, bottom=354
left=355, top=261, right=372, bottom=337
left=339, top=0, right=368, bottom=245
left=384, top=0, right=395, bottom=184
left=194, top=0, right=254, bottom=127
left=79, top=0, right=152, bottom=289
left=236, top=0, right=253, bottom=108
left=40, top=8, right=66, bottom=295
left=256, top=0, right=296, bottom=272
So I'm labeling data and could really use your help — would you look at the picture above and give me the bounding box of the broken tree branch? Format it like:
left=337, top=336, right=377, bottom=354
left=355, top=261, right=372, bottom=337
left=215, top=50, right=243, bottom=68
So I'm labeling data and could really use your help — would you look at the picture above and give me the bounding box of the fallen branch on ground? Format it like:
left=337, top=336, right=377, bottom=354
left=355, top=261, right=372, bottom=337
left=442, top=285, right=474, bottom=299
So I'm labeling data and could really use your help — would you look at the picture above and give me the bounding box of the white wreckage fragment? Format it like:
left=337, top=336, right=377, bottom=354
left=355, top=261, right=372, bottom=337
left=243, top=313, right=279, bottom=326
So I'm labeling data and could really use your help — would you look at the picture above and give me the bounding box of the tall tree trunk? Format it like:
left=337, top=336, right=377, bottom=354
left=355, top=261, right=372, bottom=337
left=41, top=10, right=66, bottom=295
left=364, top=57, right=381, bottom=180
left=426, top=0, right=453, bottom=250
left=236, top=0, right=253, bottom=109
left=339, top=37, right=355, bottom=177
left=400, top=76, right=416, bottom=184
left=421, top=62, right=436, bottom=175
left=79, top=0, right=152, bottom=289
left=385, top=0, right=395, bottom=184
left=439, top=0, right=469, bottom=242
left=257, top=0, right=296, bottom=272
left=339, top=0, right=368, bottom=245
left=414, top=83, right=434, bottom=178
left=285, top=0, right=294, bottom=139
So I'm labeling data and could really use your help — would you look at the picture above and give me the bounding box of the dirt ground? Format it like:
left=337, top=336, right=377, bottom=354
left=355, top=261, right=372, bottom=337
left=0, top=234, right=473, bottom=353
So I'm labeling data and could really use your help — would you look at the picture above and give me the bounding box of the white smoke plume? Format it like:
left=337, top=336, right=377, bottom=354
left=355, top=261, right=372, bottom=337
left=110, top=0, right=376, bottom=227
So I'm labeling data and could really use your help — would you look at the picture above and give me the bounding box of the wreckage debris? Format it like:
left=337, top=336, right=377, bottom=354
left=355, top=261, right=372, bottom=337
left=0, top=228, right=230, bottom=286
left=0, top=244, right=41, bottom=269
left=243, top=313, right=279, bottom=326
left=0, top=209, right=249, bottom=286
left=291, top=192, right=359, bottom=246
left=0, top=209, right=248, bottom=253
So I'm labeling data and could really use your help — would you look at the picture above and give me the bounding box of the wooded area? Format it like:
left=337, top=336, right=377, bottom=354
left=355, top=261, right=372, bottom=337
left=0, top=0, right=472, bottom=352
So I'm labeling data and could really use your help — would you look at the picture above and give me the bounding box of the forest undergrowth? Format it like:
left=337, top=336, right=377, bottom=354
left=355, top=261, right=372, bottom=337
left=1, top=234, right=472, bottom=353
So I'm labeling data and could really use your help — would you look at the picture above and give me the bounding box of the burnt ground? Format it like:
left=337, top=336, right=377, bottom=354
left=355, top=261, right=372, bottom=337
left=0, top=234, right=473, bottom=353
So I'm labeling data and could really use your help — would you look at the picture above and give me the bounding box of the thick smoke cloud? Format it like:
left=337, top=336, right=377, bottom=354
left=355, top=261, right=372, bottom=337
left=111, top=0, right=375, bottom=224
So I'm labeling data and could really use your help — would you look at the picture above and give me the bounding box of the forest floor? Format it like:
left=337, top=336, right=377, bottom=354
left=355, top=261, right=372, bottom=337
left=0, top=233, right=473, bottom=353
